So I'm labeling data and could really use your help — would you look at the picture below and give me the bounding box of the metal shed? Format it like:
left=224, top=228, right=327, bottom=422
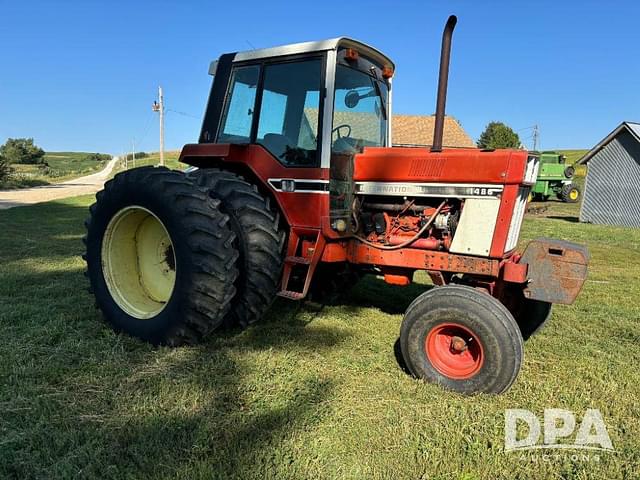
left=578, top=121, right=640, bottom=227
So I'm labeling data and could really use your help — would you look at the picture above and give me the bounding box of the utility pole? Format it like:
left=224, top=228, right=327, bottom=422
left=132, top=139, right=136, bottom=168
left=532, top=124, right=539, bottom=152
left=152, top=86, right=165, bottom=166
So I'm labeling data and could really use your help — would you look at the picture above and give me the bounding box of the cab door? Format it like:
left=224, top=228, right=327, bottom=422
left=217, top=56, right=328, bottom=228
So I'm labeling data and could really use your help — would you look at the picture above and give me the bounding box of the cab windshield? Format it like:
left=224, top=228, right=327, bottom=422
left=332, top=64, right=389, bottom=154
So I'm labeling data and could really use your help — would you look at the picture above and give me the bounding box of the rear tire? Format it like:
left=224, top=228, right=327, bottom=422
left=188, top=169, right=285, bottom=328
left=84, top=167, right=239, bottom=345
left=400, top=285, right=523, bottom=395
left=560, top=183, right=580, bottom=203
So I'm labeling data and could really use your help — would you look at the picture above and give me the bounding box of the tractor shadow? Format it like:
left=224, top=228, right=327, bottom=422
left=293, top=274, right=434, bottom=380
left=1, top=200, right=346, bottom=478
left=5, top=271, right=343, bottom=477
left=319, top=274, right=435, bottom=315
left=97, top=304, right=347, bottom=478
left=333, top=274, right=433, bottom=378
left=90, top=346, right=338, bottom=479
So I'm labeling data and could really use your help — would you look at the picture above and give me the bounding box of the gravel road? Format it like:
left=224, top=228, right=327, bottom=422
left=0, top=157, right=119, bottom=210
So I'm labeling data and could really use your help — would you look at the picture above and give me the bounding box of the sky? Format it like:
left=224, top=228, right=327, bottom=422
left=1, top=0, right=639, bottom=154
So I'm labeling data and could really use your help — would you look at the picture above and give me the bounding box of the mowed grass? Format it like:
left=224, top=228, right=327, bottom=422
left=4, top=152, right=110, bottom=189
left=1, top=194, right=639, bottom=479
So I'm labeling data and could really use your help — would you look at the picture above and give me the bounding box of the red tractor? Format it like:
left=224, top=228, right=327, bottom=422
left=84, top=16, right=588, bottom=394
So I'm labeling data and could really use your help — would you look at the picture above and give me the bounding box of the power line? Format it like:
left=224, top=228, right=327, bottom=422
left=135, top=111, right=155, bottom=148
left=166, top=108, right=200, bottom=120
left=516, top=125, right=540, bottom=151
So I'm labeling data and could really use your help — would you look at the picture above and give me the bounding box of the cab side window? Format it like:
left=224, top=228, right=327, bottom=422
left=256, top=59, right=323, bottom=166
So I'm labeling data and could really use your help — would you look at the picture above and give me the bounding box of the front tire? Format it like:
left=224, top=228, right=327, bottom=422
left=400, top=285, right=523, bottom=394
left=84, top=167, right=239, bottom=345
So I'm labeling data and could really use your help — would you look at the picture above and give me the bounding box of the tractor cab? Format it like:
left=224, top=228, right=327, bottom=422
left=198, top=38, right=394, bottom=170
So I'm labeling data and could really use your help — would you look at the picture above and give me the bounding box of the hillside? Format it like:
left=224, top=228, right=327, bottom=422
left=556, top=149, right=589, bottom=165
left=2, top=151, right=111, bottom=189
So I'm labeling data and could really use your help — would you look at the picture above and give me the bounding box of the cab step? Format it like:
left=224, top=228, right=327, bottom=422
left=278, top=228, right=326, bottom=301
left=285, top=256, right=311, bottom=265
left=276, top=290, right=306, bottom=300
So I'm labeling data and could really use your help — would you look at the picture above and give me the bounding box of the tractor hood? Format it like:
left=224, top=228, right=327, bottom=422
left=353, top=147, right=533, bottom=186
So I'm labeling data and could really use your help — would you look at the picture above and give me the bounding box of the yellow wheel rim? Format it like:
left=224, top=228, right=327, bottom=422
left=101, top=206, right=176, bottom=319
left=569, top=189, right=579, bottom=200
left=528, top=192, right=533, bottom=203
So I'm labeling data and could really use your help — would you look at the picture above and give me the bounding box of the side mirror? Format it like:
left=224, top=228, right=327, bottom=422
left=345, top=90, right=360, bottom=109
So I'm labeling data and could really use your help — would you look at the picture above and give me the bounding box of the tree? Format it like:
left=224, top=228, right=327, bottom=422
left=0, top=153, right=12, bottom=183
left=0, top=138, right=45, bottom=164
left=477, top=122, right=521, bottom=149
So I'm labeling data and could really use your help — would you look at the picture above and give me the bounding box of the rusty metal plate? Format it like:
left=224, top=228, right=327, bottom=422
left=520, top=238, right=589, bottom=305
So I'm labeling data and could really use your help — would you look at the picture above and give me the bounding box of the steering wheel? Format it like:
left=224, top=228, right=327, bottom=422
left=332, top=124, right=352, bottom=139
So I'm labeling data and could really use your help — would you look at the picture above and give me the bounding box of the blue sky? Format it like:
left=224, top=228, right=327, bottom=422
left=1, top=0, right=638, bottom=154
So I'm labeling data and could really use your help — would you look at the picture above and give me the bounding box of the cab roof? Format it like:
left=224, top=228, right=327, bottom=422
left=209, top=37, right=394, bottom=75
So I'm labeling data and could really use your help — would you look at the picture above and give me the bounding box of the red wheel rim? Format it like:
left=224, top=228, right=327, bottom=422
left=425, top=323, right=484, bottom=380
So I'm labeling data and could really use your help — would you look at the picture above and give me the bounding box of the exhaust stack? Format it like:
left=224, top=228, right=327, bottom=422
left=431, top=15, right=457, bottom=152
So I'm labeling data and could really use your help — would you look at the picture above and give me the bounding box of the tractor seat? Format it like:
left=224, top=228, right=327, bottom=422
left=260, top=133, right=295, bottom=162
left=260, top=133, right=317, bottom=166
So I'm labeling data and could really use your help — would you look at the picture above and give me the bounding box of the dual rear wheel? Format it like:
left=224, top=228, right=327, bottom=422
left=84, top=167, right=282, bottom=345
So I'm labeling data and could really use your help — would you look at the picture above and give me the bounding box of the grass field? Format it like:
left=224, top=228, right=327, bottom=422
left=1, top=194, right=639, bottom=479
left=114, top=151, right=184, bottom=173
left=556, top=150, right=589, bottom=166
left=2, top=152, right=110, bottom=189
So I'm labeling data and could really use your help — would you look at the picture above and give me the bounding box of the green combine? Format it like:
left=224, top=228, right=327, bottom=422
left=530, top=151, right=580, bottom=202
